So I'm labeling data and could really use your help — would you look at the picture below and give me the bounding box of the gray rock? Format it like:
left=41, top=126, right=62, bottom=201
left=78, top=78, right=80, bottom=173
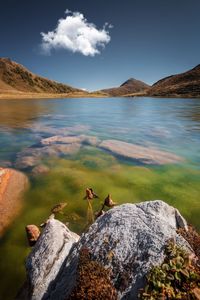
left=19, top=200, right=191, bottom=300
left=100, top=139, right=184, bottom=165
left=47, top=201, right=190, bottom=299
left=25, top=219, right=79, bottom=300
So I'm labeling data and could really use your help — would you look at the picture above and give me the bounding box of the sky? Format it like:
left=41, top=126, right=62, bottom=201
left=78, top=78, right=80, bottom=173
left=0, top=0, right=200, bottom=91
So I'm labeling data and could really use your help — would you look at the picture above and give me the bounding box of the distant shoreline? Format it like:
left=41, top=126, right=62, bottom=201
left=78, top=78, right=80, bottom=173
left=1, top=92, right=200, bottom=100
left=0, top=92, right=108, bottom=100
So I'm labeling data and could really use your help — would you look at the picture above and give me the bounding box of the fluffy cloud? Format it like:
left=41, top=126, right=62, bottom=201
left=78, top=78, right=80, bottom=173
left=41, top=10, right=112, bottom=56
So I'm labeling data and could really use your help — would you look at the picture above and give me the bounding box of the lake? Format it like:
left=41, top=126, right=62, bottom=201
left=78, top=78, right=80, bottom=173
left=0, top=97, right=200, bottom=299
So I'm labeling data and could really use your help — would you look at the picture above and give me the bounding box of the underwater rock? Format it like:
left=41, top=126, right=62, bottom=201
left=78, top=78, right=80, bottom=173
left=15, top=143, right=81, bottom=170
left=0, top=168, right=29, bottom=236
left=15, top=155, right=41, bottom=169
left=26, top=225, right=40, bottom=247
left=40, top=135, right=82, bottom=145
left=15, top=133, right=100, bottom=171
left=40, top=134, right=100, bottom=146
left=20, top=200, right=191, bottom=300
left=100, top=139, right=184, bottom=165
left=40, top=143, right=81, bottom=156
left=31, top=165, right=50, bottom=176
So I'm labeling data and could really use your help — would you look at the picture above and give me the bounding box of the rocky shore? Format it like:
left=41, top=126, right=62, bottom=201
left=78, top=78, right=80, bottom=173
left=16, top=200, right=200, bottom=300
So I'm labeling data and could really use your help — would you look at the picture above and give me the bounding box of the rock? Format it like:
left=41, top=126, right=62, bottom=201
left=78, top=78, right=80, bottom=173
left=41, top=143, right=81, bottom=156
left=21, top=219, right=79, bottom=300
left=20, top=200, right=192, bottom=300
left=40, top=134, right=100, bottom=146
left=26, top=225, right=40, bottom=247
left=15, top=143, right=81, bottom=170
left=0, top=168, right=29, bottom=236
left=100, top=139, right=184, bottom=165
left=15, top=155, right=40, bottom=169
left=40, top=135, right=82, bottom=145
left=31, top=165, right=50, bottom=176
left=47, top=200, right=190, bottom=300
left=80, top=135, right=100, bottom=146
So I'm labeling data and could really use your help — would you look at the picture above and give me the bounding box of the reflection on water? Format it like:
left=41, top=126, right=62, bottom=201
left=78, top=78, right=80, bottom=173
left=0, top=97, right=200, bottom=299
left=0, top=99, right=50, bottom=128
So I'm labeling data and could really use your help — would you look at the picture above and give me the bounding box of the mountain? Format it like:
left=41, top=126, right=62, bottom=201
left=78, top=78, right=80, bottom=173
left=0, top=58, right=84, bottom=95
left=148, top=65, right=200, bottom=98
left=100, top=78, right=150, bottom=96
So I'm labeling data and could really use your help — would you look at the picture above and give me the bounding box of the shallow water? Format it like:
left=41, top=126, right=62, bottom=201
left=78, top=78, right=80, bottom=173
left=0, top=97, right=200, bottom=299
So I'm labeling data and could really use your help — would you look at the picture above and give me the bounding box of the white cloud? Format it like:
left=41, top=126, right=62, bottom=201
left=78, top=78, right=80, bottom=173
left=40, top=10, right=111, bottom=56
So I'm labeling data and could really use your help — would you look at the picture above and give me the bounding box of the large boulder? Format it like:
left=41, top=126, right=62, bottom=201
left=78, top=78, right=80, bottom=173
left=19, top=200, right=191, bottom=300
left=0, top=167, right=29, bottom=236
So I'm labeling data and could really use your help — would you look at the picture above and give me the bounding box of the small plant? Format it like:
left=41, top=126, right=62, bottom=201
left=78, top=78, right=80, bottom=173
left=140, top=239, right=200, bottom=299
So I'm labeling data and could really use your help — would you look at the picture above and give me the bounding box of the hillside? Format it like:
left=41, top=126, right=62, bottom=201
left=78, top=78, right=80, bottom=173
left=100, top=78, right=150, bottom=96
left=0, top=58, right=85, bottom=95
left=148, top=64, right=200, bottom=98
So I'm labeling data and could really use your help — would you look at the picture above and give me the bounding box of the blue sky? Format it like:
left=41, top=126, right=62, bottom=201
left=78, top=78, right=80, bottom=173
left=0, top=0, right=200, bottom=90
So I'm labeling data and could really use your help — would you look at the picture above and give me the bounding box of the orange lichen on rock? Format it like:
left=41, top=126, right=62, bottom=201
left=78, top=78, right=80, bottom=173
left=0, top=168, right=12, bottom=199
left=0, top=168, right=28, bottom=236
left=68, top=247, right=118, bottom=300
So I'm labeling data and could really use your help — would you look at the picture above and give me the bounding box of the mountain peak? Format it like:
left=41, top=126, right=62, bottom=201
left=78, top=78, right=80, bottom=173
left=120, top=78, right=138, bottom=87
left=100, top=78, right=149, bottom=96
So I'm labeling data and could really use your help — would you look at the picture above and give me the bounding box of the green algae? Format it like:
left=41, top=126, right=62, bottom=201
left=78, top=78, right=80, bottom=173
left=0, top=152, right=200, bottom=299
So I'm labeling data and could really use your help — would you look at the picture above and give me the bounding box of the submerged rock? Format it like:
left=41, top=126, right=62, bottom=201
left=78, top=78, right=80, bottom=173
left=15, top=155, right=40, bottom=169
left=0, top=168, right=28, bottom=236
left=100, top=139, right=184, bottom=165
left=15, top=133, right=100, bottom=172
left=31, top=165, right=50, bottom=176
left=19, top=200, right=192, bottom=300
left=40, top=134, right=100, bottom=146
left=15, top=143, right=81, bottom=170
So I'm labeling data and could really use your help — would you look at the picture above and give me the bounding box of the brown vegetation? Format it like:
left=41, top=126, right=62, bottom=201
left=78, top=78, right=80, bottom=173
left=0, top=57, right=87, bottom=96
left=148, top=65, right=200, bottom=98
left=68, top=247, right=118, bottom=300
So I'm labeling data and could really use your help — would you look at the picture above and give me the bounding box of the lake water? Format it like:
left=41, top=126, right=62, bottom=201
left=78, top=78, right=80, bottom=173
left=0, top=97, right=200, bottom=299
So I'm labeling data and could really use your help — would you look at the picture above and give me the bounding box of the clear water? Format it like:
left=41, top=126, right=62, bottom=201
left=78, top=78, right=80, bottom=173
left=0, top=97, right=200, bottom=299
